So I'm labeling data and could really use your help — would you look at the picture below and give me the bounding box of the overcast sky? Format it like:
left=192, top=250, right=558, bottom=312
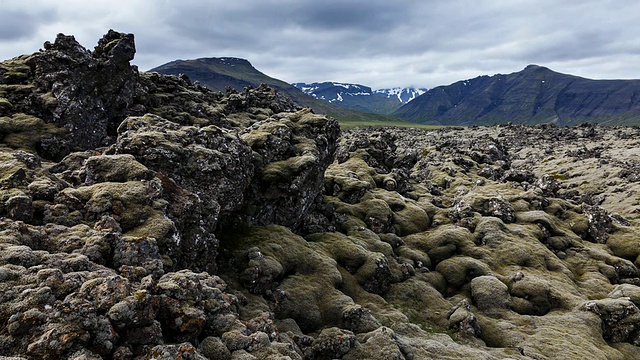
left=2, top=0, right=640, bottom=89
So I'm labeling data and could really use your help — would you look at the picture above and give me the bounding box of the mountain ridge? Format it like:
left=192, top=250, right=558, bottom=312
left=292, top=81, right=426, bottom=115
left=393, top=64, right=640, bottom=126
left=150, top=57, right=408, bottom=124
left=374, top=87, right=427, bottom=103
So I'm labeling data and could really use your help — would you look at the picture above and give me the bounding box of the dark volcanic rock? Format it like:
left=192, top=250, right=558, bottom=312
left=0, top=30, right=341, bottom=359
left=237, top=107, right=341, bottom=229
left=12, top=30, right=138, bottom=159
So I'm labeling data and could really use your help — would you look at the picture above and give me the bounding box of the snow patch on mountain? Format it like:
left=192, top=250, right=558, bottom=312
left=293, top=82, right=426, bottom=104
left=374, top=87, right=427, bottom=103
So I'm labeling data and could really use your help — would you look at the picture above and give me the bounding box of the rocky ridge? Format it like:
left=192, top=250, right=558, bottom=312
left=394, top=65, right=640, bottom=126
left=150, top=57, right=406, bottom=124
left=1, top=31, right=640, bottom=359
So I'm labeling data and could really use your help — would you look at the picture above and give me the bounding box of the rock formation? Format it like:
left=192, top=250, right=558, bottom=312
left=1, top=30, right=640, bottom=359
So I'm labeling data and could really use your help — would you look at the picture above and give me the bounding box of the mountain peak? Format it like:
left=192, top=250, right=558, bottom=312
left=195, top=57, right=252, bottom=66
left=522, top=64, right=555, bottom=73
left=292, top=82, right=426, bottom=115
left=524, top=64, right=544, bottom=70
left=374, top=87, right=427, bottom=103
left=394, top=66, right=640, bottom=126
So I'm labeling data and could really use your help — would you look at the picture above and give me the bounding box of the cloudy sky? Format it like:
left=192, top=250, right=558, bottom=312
left=2, top=0, right=640, bottom=89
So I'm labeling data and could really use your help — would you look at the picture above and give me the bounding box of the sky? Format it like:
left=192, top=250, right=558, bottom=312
left=2, top=0, right=640, bottom=89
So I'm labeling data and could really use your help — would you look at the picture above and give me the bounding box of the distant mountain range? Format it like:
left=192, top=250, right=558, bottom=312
left=151, top=59, right=640, bottom=126
left=393, top=65, right=640, bottom=126
left=292, top=82, right=426, bottom=114
left=149, top=58, right=403, bottom=124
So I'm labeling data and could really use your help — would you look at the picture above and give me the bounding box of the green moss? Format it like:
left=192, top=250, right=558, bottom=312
left=0, top=97, right=12, bottom=111
left=61, top=180, right=160, bottom=232
left=606, top=229, right=640, bottom=261
left=327, top=155, right=377, bottom=188
left=84, top=154, right=153, bottom=183
left=241, top=121, right=291, bottom=149
left=125, top=212, right=175, bottom=241
left=219, top=225, right=369, bottom=333
left=261, top=154, right=317, bottom=182
left=0, top=84, right=35, bottom=93
left=0, top=113, right=65, bottom=152
left=0, top=60, right=31, bottom=84
left=386, top=275, right=453, bottom=330
left=38, top=92, right=58, bottom=108
left=0, top=149, right=25, bottom=183
left=403, top=225, right=479, bottom=265
left=307, top=231, right=369, bottom=271
left=435, top=256, right=492, bottom=289
left=550, top=171, right=569, bottom=181
left=220, top=225, right=341, bottom=281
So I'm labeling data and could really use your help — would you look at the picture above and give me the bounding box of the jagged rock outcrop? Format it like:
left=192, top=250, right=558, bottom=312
left=1, top=30, right=138, bottom=160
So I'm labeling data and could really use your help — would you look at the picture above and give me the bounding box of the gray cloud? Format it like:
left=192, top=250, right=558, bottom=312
left=0, top=6, right=58, bottom=41
left=1, top=0, right=640, bottom=89
left=0, top=11, right=39, bottom=40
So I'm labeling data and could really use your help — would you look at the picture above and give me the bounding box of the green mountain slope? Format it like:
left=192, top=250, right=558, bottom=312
left=394, top=65, right=640, bottom=126
left=149, top=57, right=407, bottom=124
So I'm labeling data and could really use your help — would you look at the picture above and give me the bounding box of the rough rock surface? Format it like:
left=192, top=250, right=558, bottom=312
left=2, top=31, right=640, bottom=359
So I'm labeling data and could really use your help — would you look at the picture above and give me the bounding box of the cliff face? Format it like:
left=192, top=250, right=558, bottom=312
left=394, top=65, right=640, bottom=126
left=1, top=31, right=640, bottom=360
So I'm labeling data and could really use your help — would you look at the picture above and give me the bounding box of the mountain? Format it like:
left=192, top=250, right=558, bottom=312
left=292, top=82, right=426, bottom=114
left=151, top=57, right=310, bottom=104
left=150, top=58, right=406, bottom=124
left=373, top=87, right=427, bottom=103
left=393, top=65, right=640, bottom=126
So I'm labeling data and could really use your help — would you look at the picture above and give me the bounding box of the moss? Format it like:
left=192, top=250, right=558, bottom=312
left=550, top=171, right=569, bottom=181
left=125, top=212, right=175, bottom=241
left=606, top=229, right=640, bottom=261
left=221, top=225, right=341, bottom=282
left=0, top=97, right=12, bottom=112
left=307, top=231, right=370, bottom=271
left=0, top=113, right=65, bottom=152
left=385, top=275, right=453, bottom=329
left=350, top=198, right=393, bottom=232
left=0, top=151, right=26, bottom=184
left=392, top=203, right=431, bottom=236
left=0, top=84, right=35, bottom=94
left=84, top=154, right=154, bottom=183
left=395, top=246, right=431, bottom=269
left=516, top=210, right=576, bottom=238
left=261, top=154, right=317, bottom=183
left=2, top=67, right=30, bottom=79
left=220, top=225, right=394, bottom=333
left=403, top=225, right=479, bottom=265
left=328, top=155, right=377, bottom=188
left=241, top=121, right=291, bottom=149
left=61, top=180, right=160, bottom=232
left=435, top=256, right=492, bottom=289
left=292, top=135, right=318, bottom=155
left=37, top=92, right=58, bottom=109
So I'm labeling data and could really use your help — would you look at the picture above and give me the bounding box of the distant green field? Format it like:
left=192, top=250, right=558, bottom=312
left=337, top=119, right=445, bottom=130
